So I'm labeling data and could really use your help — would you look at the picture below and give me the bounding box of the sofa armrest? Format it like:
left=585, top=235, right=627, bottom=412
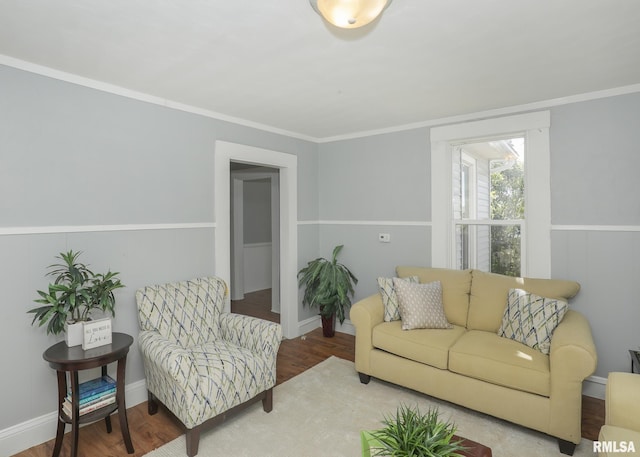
left=548, top=310, right=598, bottom=442
left=219, top=313, right=282, bottom=366
left=606, top=372, right=640, bottom=431
left=550, top=310, right=597, bottom=381
left=350, top=293, right=384, bottom=375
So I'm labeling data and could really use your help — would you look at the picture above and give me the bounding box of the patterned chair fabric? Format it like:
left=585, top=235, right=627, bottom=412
left=136, top=277, right=282, bottom=455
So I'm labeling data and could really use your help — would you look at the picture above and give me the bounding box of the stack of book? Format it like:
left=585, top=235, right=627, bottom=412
left=63, top=375, right=117, bottom=418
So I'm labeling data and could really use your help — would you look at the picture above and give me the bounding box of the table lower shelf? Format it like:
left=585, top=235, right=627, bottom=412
left=59, top=403, right=119, bottom=425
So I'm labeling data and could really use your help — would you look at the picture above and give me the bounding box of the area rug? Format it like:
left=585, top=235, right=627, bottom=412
left=144, top=356, right=595, bottom=457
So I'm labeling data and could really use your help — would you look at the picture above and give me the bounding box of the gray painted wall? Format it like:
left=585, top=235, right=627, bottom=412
left=317, top=93, right=640, bottom=383
left=243, top=178, right=272, bottom=244
left=549, top=92, right=640, bottom=378
left=2, top=59, right=639, bottom=444
left=0, top=63, right=318, bottom=432
left=317, top=129, right=433, bottom=305
left=550, top=93, right=640, bottom=225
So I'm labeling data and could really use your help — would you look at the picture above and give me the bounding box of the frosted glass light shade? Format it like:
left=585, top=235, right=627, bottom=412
left=310, top=0, right=392, bottom=29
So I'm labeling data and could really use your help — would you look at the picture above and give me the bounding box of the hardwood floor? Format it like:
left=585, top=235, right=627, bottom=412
left=231, top=289, right=280, bottom=323
left=13, top=328, right=355, bottom=457
left=12, top=290, right=604, bottom=456
left=582, top=395, right=606, bottom=441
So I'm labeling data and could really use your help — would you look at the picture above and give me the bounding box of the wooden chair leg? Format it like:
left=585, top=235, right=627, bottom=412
left=148, top=390, right=158, bottom=415
left=186, top=426, right=201, bottom=457
left=262, top=388, right=273, bottom=412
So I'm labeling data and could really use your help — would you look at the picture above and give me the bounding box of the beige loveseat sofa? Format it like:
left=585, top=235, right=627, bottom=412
left=351, top=267, right=597, bottom=455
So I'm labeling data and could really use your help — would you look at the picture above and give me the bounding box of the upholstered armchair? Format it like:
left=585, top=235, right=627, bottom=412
left=136, top=277, right=282, bottom=457
left=598, top=372, right=640, bottom=456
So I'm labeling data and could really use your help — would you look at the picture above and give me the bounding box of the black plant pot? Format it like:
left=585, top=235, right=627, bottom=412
left=321, top=312, right=336, bottom=337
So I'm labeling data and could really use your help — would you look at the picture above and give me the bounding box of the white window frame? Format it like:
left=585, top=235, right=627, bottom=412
left=430, top=111, right=551, bottom=278
left=458, top=152, right=477, bottom=269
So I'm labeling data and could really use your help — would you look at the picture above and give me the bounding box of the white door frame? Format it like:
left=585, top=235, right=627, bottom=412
left=230, top=169, right=280, bottom=312
left=215, top=141, right=298, bottom=338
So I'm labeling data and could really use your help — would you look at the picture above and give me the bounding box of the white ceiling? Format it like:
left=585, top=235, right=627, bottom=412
left=1, top=0, right=639, bottom=140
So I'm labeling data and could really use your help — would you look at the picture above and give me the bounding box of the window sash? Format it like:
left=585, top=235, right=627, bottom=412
left=430, top=111, right=550, bottom=278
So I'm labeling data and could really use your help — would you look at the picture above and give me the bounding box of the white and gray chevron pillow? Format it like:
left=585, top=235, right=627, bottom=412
left=377, top=276, right=419, bottom=322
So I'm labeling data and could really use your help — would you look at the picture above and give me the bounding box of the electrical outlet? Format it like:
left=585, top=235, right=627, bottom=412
left=379, top=233, right=391, bottom=243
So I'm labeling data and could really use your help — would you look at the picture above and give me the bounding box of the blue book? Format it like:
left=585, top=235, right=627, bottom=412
left=67, top=386, right=116, bottom=405
left=67, top=375, right=116, bottom=399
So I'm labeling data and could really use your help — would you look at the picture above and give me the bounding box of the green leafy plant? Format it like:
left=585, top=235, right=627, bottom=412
left=368, top=404, right=466, bottom=457
left=28, top=250, right=125, bottom=335
left=297, top=244, right=358, bottom=324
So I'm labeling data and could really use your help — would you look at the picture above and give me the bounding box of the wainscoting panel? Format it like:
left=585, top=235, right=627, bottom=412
left=243, top=242, right=272, bottom=293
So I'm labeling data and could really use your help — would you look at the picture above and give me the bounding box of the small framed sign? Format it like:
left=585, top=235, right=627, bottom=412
left=82, top=318, right=112, bottom=350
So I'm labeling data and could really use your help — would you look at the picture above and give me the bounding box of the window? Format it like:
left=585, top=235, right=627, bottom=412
left=453, top=138, right=524, bottom=276
left=430, top=112, right=551, bottom=278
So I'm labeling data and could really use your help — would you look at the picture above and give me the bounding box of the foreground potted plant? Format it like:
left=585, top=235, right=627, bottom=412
left=27, top=250, right=125, bottom=346
left=362, top=404, right=466, bottom=457
left=297, top=244, right=358, bottom=337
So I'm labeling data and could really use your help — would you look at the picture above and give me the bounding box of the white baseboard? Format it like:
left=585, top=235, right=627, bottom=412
left=0, top=379, right=148, bottom=456
left=336, top=319, right=355, bottom=336
left=296, top=316, right=355, bottom=338
left=583, top=375, right=607, bottom=400
left=297, top=315, right=321, bottom=336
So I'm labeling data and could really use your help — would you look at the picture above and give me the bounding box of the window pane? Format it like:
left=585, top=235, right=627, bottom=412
left=455, top=224, right=521, bottom=276
left=453, top=137, right=524, bottom=276
left=490, top=225, right=521, bottom=277
left=455, top=224, right=470, bottom=270
left=490, top=141, right=524, bottom=221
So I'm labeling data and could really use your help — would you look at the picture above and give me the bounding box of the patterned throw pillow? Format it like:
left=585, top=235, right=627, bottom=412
left=377, top=276, right=419, bottom=322
left=498, top=288, right=568, bottom=355
left=392, top=279, right=453, bottom=330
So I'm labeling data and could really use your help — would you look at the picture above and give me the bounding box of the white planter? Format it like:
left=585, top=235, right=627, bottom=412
left=65, top=321, right=84, bottom=347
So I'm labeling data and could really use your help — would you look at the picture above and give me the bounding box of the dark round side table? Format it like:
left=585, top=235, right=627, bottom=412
left=43, top=332, right=135, bottom=457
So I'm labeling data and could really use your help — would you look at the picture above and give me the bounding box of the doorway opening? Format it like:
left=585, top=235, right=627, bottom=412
left=214, top=140, right=298, bottom=339
left=230, top=163, right=280, bottom=324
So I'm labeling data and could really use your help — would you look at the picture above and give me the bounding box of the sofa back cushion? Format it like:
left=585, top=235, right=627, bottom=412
left=396, top=267, right=471, bottom=327
left=467, top=270, right=580, bottom=332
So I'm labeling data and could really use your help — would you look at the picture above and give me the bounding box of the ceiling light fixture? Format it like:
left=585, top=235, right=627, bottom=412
left=309, top=0, right=392, bottom=29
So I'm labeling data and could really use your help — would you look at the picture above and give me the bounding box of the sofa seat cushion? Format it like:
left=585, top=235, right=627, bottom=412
left=372, top=321, right=466, bottom=369
left=449, top=330, right=550, bottom=397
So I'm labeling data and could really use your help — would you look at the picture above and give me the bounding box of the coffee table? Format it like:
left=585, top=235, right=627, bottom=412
left=455, top=434, right=493, bottom=457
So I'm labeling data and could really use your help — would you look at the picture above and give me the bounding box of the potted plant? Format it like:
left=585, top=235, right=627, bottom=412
left=297, top=244, right=358, bottom=337
left=362, top=404, right=466, bottom=457
left=27, top=250, right=125, bottom=346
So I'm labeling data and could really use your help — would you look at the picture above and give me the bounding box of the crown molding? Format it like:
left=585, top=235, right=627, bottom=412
left=2, top=54, right=639, bottom=144
left=0, top=55, right=317, bottom=143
